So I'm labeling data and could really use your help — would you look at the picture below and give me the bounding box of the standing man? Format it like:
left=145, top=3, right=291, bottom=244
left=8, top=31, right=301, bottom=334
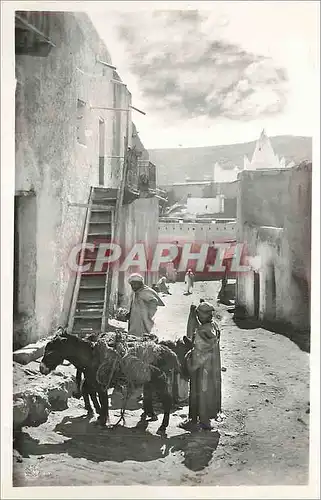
left=218, top=272, right=228, bottom=303
left=179, top=300, right=222, bottom=431
left=127, top=273, right=165, bottom=337
left=185, top=269, right=195, bottom=294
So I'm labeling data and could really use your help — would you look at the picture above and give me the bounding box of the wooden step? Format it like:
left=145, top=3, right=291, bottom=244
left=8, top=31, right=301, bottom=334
left=87, top=234, right=112, bottom=244
left=78, top=287, right=105, bottom=301
left=81, top=261, right=111, bottom=274
left=78, top=284, right=106, bottom=289
left=87, top=232, right=112, bottom=237
left=82, top=258, right=112, bottom=265
left=76, top=300, right=104, bottom=307
left=81, top=271, right=107, bottom=276
left=83, top=247, right=114, bottom=259
left=92, top=198, right=117, bottom=207
left=74, top=310, right=103, bottom=318
left=90, top=211, right=113, bottom=223
left=91, top=205, right=115, bottom=212
left=89, top=222, right=112, bottom=234
left=79, top=274, right=106, bottom=287
left=93, top=188, right=118, bottom=200
left=89, top=220, right=112, bottom=225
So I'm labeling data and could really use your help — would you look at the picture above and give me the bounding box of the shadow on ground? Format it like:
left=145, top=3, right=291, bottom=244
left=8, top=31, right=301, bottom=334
left=15, top=415, right=220, bottom=473
left=232, top=315, right=310, bottom=353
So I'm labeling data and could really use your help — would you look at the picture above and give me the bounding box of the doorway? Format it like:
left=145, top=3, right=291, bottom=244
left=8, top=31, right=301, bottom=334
left=270, top=264, right=276, bottom=320
left=13, top=192, right=37, bottom=319
left=253, top=271, right=260, bottom=319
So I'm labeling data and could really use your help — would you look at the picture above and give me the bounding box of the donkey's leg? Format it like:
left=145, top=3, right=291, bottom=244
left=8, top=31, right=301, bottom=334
left=172, top=370, right=179, bottom=407
left=82, top=380, right=94, bottom=415
left=142, top=381, right=157, bottom=421
left=90, top=391, right=101, bottom=415
left=73, top=369, right=83, bottom=399
left=97, top=391, right=109, bottom=427
left=155, top=374, right=172, bottom=434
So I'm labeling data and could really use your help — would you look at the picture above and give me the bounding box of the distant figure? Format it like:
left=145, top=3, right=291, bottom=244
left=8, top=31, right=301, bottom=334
left=166, top=262, right=177, bottom=283
left=127, top=273, right=165, bottom=337
left=217, top=274, right=228, bottom=303
left=179, top=300, right=222, bottom=431
left=157, top=276, right=172, bottom=295
left=185, top=269, right=195, bottom=294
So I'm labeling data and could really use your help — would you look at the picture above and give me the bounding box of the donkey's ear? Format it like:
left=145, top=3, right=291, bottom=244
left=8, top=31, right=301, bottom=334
left=183, top=335, right=193, bottom=347
left=57, top=327, right=70, bottom=338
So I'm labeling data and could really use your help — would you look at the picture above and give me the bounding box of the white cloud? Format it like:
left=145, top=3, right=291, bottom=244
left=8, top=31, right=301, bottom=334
left=89, top=1, right=317, bottom=148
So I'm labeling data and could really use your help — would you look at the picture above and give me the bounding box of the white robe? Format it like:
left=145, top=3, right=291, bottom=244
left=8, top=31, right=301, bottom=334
left=128, top=285, right=165, bottom=336
left=185, top=273, right=194, bottom=292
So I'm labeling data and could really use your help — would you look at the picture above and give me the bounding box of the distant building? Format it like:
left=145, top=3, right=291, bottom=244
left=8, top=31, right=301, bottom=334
left=186, top=196, right=224, bottom=216
left=158, top=219, right=236, bottom=244
left=159, top=180, right=212, bottom=201
left=213, top=162, right=240, bottom=183
left=161, top=129, right=296, bottom=222
left=243, top=129, right=295, bottom=171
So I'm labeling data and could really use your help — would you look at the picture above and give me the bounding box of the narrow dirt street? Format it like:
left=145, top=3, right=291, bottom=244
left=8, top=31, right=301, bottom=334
left=14, top=281, right=310, bottom=487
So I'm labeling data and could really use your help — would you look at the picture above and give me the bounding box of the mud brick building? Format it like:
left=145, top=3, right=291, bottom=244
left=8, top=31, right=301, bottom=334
left=236, top=161, right=311, bottom=336
left=14, top=12, right=159, bottom=348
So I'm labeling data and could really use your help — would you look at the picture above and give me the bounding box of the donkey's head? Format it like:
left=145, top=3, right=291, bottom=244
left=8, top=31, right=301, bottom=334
left=39, top=327, right=93, bottom=375
left=159, top=336, right=193, bottom=380
left=39, top=327, right=71, bottom=375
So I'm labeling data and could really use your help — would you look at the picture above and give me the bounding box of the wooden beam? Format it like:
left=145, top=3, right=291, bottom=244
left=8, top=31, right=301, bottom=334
left=68, top=202, right=115, bottom=211
left=15, top=13, right=56, bottom=47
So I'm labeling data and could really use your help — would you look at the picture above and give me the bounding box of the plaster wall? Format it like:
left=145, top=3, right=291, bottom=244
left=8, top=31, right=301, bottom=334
left=236, top=164, right=311, bottom=332
left=14, top=12, right=131, bottom=345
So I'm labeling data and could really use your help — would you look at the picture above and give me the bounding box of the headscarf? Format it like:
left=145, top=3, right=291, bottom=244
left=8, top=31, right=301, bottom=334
left=196, top=301, right=215, bottom=314
left=128, top=273, right=144, bottom=284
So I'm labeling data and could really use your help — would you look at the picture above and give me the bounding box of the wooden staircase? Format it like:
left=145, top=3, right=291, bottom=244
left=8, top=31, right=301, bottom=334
left=68, top=187, right=117, bottom=336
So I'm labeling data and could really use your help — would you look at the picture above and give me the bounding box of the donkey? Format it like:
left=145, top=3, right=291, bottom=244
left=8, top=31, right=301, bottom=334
left=40, top=329, right=109, bottom=422
left=40, top=330, right=190, bottom=434
left=74, top=335, right=192, bottom=416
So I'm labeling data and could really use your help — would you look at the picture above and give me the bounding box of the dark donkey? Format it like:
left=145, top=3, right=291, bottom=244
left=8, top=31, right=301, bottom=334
left=40, top=330, right=191, bottom=433
left=40, top=329, right=108, bottom=422
left=74, top=335, right=192, bottom=415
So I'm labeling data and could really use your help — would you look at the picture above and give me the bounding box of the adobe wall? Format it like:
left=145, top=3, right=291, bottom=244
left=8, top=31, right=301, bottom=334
left=158, top=220, right=236, bottom=243
left=236, top=164, right=311, bottom=332
left=14, top=12, right=131, bottom=345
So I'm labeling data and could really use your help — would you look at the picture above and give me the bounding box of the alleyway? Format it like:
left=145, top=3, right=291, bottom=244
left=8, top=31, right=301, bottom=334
left=14, top=281, right=310, bottom=487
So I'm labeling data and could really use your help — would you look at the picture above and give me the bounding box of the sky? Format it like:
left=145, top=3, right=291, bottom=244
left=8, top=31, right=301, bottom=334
left=89, top=1, right=319, bottom=149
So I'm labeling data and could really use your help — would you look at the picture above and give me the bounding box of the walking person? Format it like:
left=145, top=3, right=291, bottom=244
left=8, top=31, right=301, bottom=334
left=127, top=273, right=165, bottom=338
left=179, top=300, right=222, bottom=431
left=184, top=269, right=195, bottom=295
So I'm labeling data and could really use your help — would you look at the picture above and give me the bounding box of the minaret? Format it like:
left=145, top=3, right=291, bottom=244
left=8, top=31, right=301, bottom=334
left=244, top=128, right=291, bottom=171
left=250, top=129, right=279, bottom=169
